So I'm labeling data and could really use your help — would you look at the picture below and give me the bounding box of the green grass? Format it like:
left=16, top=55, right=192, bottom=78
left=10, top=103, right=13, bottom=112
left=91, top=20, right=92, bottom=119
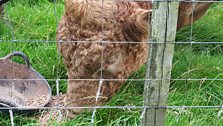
left=0, top=1, right=223, bottom=126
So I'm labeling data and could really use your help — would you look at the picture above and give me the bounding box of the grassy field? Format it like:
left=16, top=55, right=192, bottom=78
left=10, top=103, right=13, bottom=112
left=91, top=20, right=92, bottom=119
left=0, top=1, right=223, bottom=126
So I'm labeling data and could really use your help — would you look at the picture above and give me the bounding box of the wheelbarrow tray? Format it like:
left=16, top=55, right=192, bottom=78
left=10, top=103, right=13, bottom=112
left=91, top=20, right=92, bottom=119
left=0, top=52, right=52, bottom=113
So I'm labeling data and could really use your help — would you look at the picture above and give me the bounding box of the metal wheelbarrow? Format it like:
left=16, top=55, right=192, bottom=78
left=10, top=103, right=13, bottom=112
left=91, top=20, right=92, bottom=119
left=0, top=51, right=52, bottom=112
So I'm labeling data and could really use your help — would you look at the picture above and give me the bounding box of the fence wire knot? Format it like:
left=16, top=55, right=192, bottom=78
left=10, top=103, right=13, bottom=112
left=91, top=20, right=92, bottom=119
left=217, top=105, right=223, bottom=118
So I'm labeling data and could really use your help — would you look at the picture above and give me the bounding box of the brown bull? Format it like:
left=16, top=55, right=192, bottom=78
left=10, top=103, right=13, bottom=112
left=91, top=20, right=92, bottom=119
left=178, top=2, right=213, bottom=30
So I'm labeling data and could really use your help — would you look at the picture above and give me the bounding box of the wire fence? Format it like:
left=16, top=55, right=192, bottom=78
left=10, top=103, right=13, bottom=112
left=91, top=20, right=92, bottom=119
left=0, top=0, right=223, bottom=126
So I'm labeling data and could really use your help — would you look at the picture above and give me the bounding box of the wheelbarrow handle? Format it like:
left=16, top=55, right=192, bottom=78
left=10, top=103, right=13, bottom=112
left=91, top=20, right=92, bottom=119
left=2, top=51, right=31, bottom=69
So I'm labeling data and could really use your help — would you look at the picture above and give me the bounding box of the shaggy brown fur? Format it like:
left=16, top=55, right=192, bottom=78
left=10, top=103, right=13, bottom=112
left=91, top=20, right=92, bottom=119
left=56, top=0, right=212, bottom=117
left=177, top=2, right=212, bottom=30
left=57, top=0, right=150, bottom=116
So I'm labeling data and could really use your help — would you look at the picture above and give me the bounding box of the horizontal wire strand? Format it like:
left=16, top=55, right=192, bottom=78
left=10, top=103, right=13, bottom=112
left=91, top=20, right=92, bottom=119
left=0, top=78, right=222, bottom=81
left=0, top=106, right=222, bottom=110
left=0, top=40, right=223, bottom=44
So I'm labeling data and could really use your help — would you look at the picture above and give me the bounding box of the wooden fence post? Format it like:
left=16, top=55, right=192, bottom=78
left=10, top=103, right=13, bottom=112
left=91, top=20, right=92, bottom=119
left=141, top=1, right=179, bottom=126
left=0, top=5, right=4, bottom=19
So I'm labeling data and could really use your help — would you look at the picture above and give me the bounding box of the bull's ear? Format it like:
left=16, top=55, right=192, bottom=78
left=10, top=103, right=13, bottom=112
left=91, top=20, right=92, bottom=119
left=122, top=9, right=151, bottom=42
left=136, top=9, right=152, bottom=22
left=135, top=9, right=151, bottom=33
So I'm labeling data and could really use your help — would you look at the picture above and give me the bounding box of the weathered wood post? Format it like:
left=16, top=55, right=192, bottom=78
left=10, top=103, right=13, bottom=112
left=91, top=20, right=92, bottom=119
left=0, top=5, right=4, bottom=19
left=141, top=1, right=179, bottom=126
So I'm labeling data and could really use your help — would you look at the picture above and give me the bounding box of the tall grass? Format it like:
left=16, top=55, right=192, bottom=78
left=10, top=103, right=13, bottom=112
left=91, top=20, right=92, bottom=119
left=0, top=1, right=223, bottom=126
